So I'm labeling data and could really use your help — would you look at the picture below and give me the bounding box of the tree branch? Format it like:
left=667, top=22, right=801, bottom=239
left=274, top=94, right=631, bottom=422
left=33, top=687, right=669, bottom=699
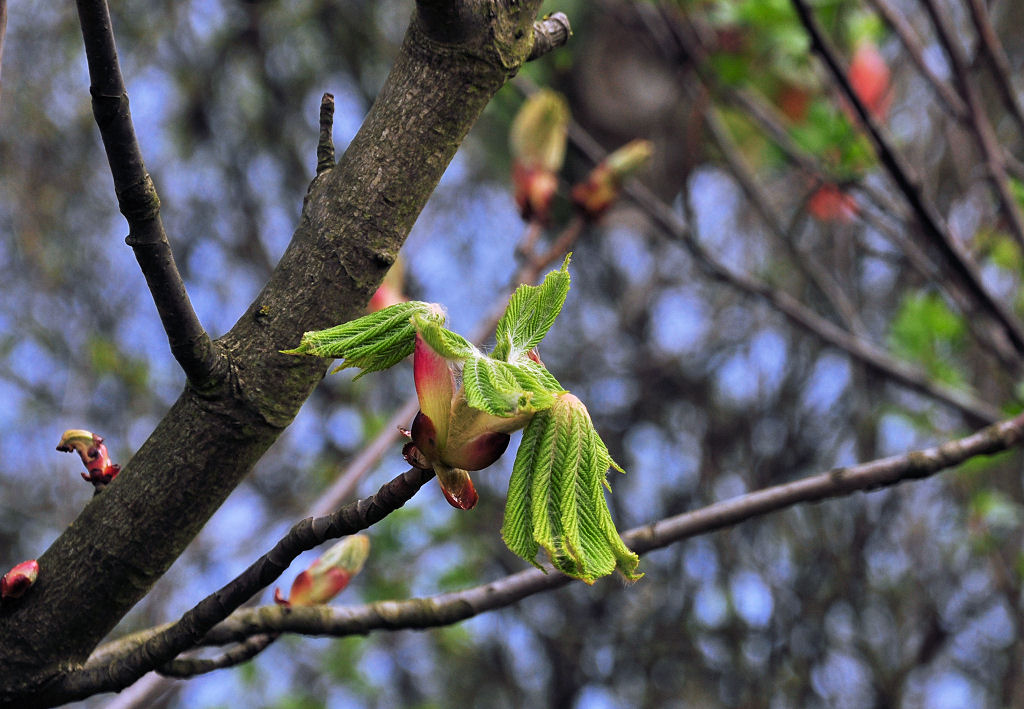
left=0, top=1, right=559, bottom=696
left=91, top=412, right=1024, bottom=666
left=30, top=467, right=434, bottom=707
left=75, top=0, right=220, bottom=386
left=157, top=634, right=277, bottom=678
left=789, top=0, right=1024, bottom=363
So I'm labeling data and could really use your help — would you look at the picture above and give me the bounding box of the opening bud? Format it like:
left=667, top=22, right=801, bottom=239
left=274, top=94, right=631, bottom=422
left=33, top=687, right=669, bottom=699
left=571, top=139, right=653, bottom=221
left=275, top=535, right=371, bottom=607
left=57, top=429, right=121, bottom=486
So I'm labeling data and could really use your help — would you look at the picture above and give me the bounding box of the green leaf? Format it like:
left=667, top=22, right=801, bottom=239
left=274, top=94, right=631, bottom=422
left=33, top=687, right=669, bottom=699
left=411, top=314, right=478, bottom=361
left=888, top=291, right=967, bottom=386
left=502, top=397, right=640, bottom=584
left=462, top=356, right=564, bottom=418
left=282, top=301, right=444, bottom=378
left=492, top=256, right=571, bottom=361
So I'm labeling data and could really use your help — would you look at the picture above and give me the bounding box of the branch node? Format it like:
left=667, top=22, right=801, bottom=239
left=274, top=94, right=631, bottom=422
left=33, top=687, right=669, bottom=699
left=527, top=12, right=571, bottom=62
left=316, top=93, right=336, bottom=175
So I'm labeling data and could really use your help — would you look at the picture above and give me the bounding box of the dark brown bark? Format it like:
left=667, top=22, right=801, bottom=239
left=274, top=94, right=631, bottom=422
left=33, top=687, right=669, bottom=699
left=0, top=2, right=546, bottom=703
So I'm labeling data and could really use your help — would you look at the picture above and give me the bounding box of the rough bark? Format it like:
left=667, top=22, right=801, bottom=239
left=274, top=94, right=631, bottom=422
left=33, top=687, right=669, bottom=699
left=0, top=1, right=542, bottom=702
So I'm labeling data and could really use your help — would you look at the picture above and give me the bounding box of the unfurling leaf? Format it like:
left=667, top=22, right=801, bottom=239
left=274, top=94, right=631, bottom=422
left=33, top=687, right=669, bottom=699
left=57, top=429, right=121, bottom=486
left=502, top=394, right=640, bottom=584
left=282, top=301, right=445, bottom=378
left=492, top=255, right=571, bottom=361
left=461, top=357, right=562, bottom=418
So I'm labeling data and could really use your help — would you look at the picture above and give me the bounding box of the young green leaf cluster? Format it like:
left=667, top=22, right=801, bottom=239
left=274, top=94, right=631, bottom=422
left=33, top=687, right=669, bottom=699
left=284, top=256, right=640, bottom=583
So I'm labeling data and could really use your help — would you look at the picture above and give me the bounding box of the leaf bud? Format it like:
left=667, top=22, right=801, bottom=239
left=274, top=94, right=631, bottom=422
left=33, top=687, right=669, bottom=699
left=571, top=139, right=653, bottom=221
left=275, top=535, right=370, bottom=607
left=1, top=559, right=39, bottom=600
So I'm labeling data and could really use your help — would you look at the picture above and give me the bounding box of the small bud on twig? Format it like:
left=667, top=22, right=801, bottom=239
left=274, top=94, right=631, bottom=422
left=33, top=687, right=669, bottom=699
left=274, top=535, right=370, bottom=607
left=571, top=139, right=653, bottom=221
left=1, top=559, right=39, bottom=600
left=57, top=429, right=121, bottom=487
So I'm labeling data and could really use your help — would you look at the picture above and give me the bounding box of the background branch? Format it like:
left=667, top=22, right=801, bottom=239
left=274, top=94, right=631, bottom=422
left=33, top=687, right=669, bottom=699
left=94, top=411, right=1024, bottom=660
left=789, top=0, right=1024, bottom=366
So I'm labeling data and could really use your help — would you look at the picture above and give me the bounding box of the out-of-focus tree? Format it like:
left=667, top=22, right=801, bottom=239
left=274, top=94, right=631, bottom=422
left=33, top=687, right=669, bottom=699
left=4, top=0, right=1024, bottom=707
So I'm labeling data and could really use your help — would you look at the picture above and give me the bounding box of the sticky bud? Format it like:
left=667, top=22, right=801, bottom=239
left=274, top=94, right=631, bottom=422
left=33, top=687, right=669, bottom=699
left=510, top=89, right=570, bottom=224
left=571, top=139, right=653, bottom=221
left=2, top=560, right=39, bottom=600
left=275, top=535, right=370, bottom=607
left=57, top=429, right=121, bottom=486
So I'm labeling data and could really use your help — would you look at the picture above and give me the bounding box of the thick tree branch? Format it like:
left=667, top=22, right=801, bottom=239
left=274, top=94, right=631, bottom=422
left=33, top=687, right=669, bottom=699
left=0, top=1, right=555, bottom=698
left=92, top=412, right=1024, bottom=665
left=75, top=0, right=220, bottom=385
left=29, top=467, right=434, bottom=707
left=789, top=0, right=1024, bottom=362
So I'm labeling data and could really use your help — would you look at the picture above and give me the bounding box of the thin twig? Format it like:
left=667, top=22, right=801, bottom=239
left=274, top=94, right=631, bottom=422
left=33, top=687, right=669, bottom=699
left=966, top=0, right=1024, bottom=142
left=75, top=0, right=219, bottom=385
left=55, top=467, right=435, bottom=703
left=863, top=0, right=967, bottom=120
left=95, top=411, right=1024, bottom=655
left=789, top=0, right=1024, bottom=365
left=157, top=634, right=278, bottom=678
left=919, top=0, right=1024, bottom=252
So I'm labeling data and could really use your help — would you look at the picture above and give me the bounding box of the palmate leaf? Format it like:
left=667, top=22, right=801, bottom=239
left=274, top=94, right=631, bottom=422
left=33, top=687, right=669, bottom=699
left=501, top=396, right=640, bottom=584
left=462, top=356, right=565, bottom=418
left=282, top=301, right=444, bottom=378
left=411, top=314, right=478, bottom=362
left=492, top=255, right=571, bottom=361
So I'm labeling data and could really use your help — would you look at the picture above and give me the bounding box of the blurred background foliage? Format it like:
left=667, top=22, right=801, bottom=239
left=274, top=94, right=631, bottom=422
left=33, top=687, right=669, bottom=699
left=3, top=0, right=1024, bottom=706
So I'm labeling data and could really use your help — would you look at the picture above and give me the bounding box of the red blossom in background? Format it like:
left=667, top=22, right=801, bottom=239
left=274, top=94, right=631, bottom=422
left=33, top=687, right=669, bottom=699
left=849, top=40, right=891, bottom=121
left=808, top=182, right=858, bottom=223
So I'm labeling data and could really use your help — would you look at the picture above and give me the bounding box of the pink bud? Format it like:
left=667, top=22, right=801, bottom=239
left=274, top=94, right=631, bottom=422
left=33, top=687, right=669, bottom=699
left=2, top=560, right=39, bottom=600
left=57, top=429, right=121, bottom=486
left=435, top=465, right=479, bottom=510
left=571, top=140, right=653, bottom=221
left=808, top=183, right=858, bottom=223
left=275, top=535, right=370, bottom=607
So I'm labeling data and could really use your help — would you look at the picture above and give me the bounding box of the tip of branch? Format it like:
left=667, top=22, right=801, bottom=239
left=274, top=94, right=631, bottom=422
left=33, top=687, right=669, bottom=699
left=316, top=93, right=336, bottom=175
left=528, top=12, right=572, bottom=62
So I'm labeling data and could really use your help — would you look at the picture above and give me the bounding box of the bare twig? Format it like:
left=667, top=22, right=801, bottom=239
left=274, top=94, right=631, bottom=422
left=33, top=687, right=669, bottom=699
left=51, top=467, right=435, bottom=705
left=157, top=634, right=278, bottom=678
left=966, top=0, right=1024, bottom=142
left=863, top=0, right=967, bottom=120
left=75, top=0, right=219, bottom=385
left=789, top=0, right=1024, bottom=365
left=919, top=0, right=1024, bottom=252
left=95, top=411, right=1024, bottom=656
